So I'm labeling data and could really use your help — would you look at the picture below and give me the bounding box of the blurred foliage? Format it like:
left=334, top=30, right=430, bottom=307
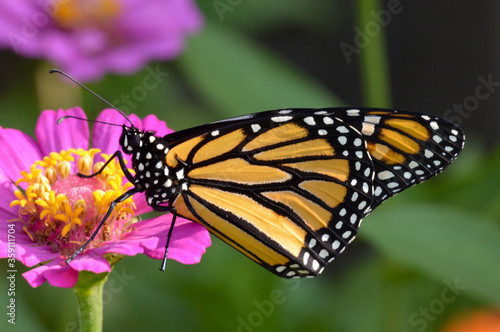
left=0, top=1, right=499, bottom=332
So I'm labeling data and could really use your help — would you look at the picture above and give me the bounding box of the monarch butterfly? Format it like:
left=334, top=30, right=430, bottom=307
left=56, top=72, right=465, bottom=279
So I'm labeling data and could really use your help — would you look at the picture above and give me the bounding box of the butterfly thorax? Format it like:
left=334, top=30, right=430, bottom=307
left=120, top=126, right=180, bottom=206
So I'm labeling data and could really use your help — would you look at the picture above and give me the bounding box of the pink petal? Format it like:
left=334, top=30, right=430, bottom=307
left=0, top=127, right=42, bottom=183
left=23, top=257, right=79, bottom=288
left=93, top=241, right=146, bottom=257
left=126, top=215, right=211, bottom=265
left=36, top=108, right=89, bottom=156
left=132, top=192, right=152, bottom=214
left=0, top=210, right=59, bottom=266
left=0, top=168, right=21, bottom=219
left=142, top=114, right=174, bottom=137
left=93, top=109, right=129, bottom=156
left=68, top=252, right=111, bottom=274
left=5, top=233, right=59, bottom=267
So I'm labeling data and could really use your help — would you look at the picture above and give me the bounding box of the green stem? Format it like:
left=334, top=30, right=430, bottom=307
left=73, top=271, right=109, bottom=332
left=355, top=0, right=392, bottom=107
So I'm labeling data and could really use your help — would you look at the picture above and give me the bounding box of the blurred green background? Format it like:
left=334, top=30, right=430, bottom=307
left=1, top=1, right=499, bottom=332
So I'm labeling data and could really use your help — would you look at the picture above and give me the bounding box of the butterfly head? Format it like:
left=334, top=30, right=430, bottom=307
left=120, top=125, right=144, bottom=155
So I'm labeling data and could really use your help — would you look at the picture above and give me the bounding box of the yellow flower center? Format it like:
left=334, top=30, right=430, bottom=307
left=53, top=0, right=121, bottom=30
left=10, top=148, right=135, bottom=256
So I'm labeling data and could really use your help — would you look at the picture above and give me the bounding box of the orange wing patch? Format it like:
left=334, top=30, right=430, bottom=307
left=367, top=142, right=406, bottom=164
left=282, top=159, right=349, bottom=182
left=242, top=123, right=308, bottom=152
left=379, top=128, right=420, bottom=154
left=188, top=158, right=291, bottom=185
left=166, top=135, right=204, bottom=167
left=254, top=139, right=335, bottom=161
left=262, top=191, right=332, bottom=231
left=299, top=180, right=348, bottom=209
left=193, top=129, right=247, bottom=164
left=186, top=195, right=290, bottom=266
left=384, top=118, right=429, bottom=141
left=189, top=185, right=307, bottom=258
left=173, top=194, right=202, bottom=223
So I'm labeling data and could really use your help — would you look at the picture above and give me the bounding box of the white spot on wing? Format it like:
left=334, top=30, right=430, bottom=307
left=304, top=116, right=316, bottom=126
left=319, top=249, right=328, bottom=259
left=303, top=252, right=310, bottom=265
left=337, top=126, right=349, bottom=133
left=361, top=123, right=375, bottom=136
left=323, top=117, right=334, bottom=125
left=433, top=135, right=443, bottom=143
left=378, top=170, right=394, bottom=180
left=364, top=115, right=381, bottom=124
left=342, top=231, right=352, bottom=239
left=271, top=116, right=293, bottom=123
left=409, top=161, right=419, bottom=169
left=251, top=124, right=261, bottom=133
left=309, top=238, right=317, bottom=248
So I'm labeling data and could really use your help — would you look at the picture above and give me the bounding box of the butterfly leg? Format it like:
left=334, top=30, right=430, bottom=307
left=78, top=150, right=135, bottom=183
left=149, top=204, right=177, bottom=272
left=66, top=187, right=139, bottom=264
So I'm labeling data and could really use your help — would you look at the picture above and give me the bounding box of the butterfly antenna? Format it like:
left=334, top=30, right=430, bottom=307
left=49, top=69, right=134, bottom=127
left=57, top=115, right=123, bottom=127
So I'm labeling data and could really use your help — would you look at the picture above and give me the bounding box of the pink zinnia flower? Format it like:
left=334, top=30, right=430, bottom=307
left=0, top=108, right=211, bottom=288
left=0, top=0, right=204, bottom=81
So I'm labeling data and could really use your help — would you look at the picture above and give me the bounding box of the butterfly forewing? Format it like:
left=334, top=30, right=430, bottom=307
left=334, top=109, right=465, bottom=211
left=144, top=108, right=464, bottom=278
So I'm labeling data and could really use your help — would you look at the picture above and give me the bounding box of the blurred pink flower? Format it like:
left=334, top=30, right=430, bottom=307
left=0, top=0, right=204, bottom=81
left=0, top=108, right=211, bottom=288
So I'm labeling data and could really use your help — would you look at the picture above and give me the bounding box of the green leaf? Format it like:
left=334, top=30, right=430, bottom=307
left=178, top=22, right=342, bottom=119
left=362, top=204, right=500, bottom=303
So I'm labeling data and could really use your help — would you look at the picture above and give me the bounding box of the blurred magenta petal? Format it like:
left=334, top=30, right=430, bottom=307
left=142, top=114, right=174, bottom=137
left=0, top=0, right=204, bottom=82
left=92, top=109, right=127, bottom=157
left=36, top=108, right=89, bottom=156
